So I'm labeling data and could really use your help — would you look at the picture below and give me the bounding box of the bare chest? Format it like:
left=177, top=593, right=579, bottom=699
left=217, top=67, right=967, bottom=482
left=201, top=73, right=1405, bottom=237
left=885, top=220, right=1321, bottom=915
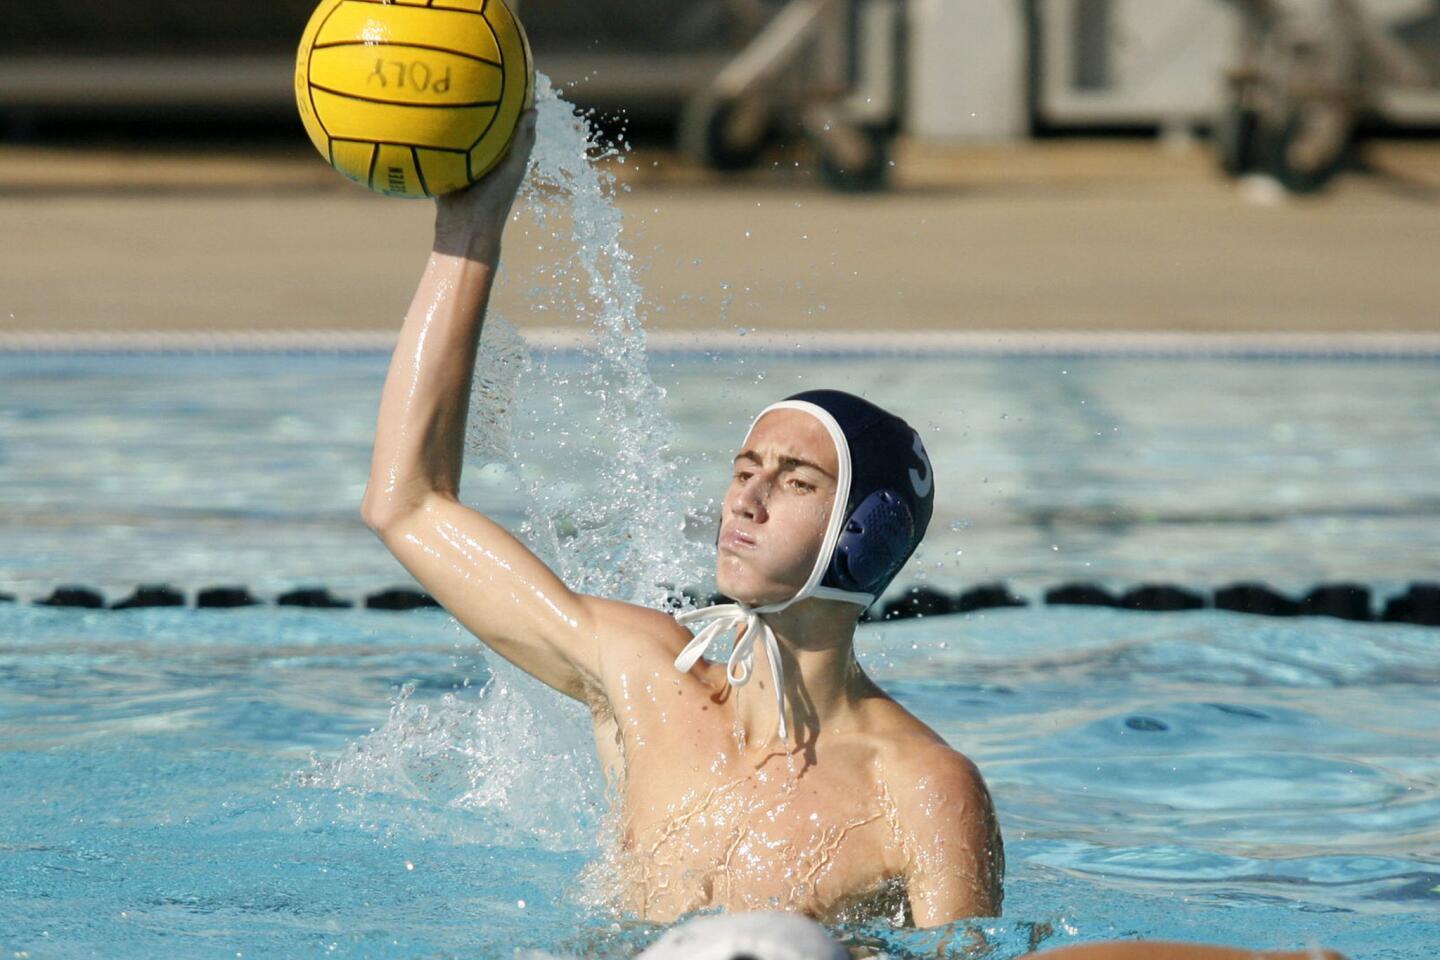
left=610, top=735, right=902, bottom=921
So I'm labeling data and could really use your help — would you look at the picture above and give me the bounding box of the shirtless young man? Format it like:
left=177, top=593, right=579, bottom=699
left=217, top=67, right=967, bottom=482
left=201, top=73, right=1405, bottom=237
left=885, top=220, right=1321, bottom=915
left=358, top=114, right=1352, bottom=960
left=359, top=111, right=1002, bottom=926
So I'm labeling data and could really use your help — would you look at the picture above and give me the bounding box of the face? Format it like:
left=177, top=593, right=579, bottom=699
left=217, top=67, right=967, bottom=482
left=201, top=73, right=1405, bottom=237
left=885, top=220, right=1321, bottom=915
left=716, top=409, right=840, bottom=606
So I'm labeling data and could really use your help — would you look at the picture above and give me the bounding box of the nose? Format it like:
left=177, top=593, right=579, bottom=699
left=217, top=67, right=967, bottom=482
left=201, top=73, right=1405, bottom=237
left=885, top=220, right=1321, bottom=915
left=728, top=473, right=769, bottom=524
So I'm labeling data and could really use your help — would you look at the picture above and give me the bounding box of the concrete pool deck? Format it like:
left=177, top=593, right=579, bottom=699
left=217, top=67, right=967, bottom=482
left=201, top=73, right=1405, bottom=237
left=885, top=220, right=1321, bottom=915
left=1, top=138, right=1438, bottom=339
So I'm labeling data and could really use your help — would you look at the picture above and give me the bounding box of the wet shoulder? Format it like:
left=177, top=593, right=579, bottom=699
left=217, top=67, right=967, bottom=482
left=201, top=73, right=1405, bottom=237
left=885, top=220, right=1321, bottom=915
left=583, top=595, right=698, bottom=662
left=887, top=738, right=987, bottom=806
left=860, top=697, right=988, bottom=809
left=575, top=596, right=713, bottom=712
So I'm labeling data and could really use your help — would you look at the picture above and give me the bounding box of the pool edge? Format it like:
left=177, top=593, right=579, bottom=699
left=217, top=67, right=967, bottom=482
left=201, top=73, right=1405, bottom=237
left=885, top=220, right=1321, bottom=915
left=4, top=328, right=1440, bottom=358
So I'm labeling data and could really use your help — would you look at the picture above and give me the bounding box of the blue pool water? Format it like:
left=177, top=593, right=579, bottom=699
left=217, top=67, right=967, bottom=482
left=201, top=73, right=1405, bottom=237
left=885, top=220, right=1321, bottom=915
left=4, top=352, right=1440, bottom=601
left=2, top=351, right=1439, bottom=958
left=2, top=603, right=1438, bottom=958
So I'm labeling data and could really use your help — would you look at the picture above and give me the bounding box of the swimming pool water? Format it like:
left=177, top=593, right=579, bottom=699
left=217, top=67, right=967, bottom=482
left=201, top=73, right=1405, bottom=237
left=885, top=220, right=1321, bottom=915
left=3, top=352, right=1439, bottom=602
left=2, top=603, right=1437, bottom=958
left=3, top=351, right=1439, bottom=958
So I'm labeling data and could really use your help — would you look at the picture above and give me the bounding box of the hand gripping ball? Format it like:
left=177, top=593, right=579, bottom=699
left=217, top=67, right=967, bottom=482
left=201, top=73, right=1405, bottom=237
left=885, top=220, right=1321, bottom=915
left=295, top=0, right=534, bottom=198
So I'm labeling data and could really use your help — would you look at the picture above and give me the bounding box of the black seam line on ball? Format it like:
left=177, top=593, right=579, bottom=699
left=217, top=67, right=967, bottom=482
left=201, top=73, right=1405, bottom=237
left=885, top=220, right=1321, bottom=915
left=308, top=84, right=502, bottom=110
left=333, top=137, right=466, bottom=154
left=310, top=40, right=503, bottom=69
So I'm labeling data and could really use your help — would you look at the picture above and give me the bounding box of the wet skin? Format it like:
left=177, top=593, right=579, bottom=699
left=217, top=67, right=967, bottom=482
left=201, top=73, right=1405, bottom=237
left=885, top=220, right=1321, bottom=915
left=592, top=409, right=1003, bottom=921
left=597, top=627, right=1005, bottom=922
left=361, top=113, right=1001, bottom=925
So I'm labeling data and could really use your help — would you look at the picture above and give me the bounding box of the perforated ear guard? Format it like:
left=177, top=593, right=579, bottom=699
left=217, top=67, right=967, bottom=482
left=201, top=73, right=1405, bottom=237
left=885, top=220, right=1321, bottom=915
left=827, top=489, right=915, bottom=595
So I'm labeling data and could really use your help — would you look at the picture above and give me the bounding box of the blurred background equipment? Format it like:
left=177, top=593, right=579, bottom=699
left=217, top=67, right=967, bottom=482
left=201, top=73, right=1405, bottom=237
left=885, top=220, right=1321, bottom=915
left=677, top=0, right=904, bottom=190
left=0, top=0, right=739, bottom=131
left=1028, top=0, right=1440, bottom=192
left=1216, top=0, right=1440, bottom=192
left=0, top=0, right=1436, bottom=192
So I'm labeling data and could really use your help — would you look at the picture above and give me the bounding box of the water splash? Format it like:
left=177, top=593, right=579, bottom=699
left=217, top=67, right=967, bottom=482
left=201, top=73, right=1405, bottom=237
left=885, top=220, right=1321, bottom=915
left=500, top=75, right=710, bottom=607
left=302, top=76, right=713, bottom=854
left=467, top=73, right=710, bottom=606
left=466, top=312, right=528, bottom=465
left=297, top=667, right=603, bottom=851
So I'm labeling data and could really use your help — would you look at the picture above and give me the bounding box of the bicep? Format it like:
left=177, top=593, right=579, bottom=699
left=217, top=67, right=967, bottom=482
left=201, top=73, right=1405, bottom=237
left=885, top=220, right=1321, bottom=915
left=908, top=845, right=1002, bottom=927
left=905, top=762, right=1005, bottom=926
left=372, top=493, right=605, bottom=701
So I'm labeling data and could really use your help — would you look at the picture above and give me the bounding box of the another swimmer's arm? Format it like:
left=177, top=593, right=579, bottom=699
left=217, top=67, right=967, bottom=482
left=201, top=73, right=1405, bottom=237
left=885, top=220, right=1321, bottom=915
left=900, top=751, right=1004, bottom=927
left=361, top=112, right=654, bottom=704
left=1027, top=944, right=1346, bottom=960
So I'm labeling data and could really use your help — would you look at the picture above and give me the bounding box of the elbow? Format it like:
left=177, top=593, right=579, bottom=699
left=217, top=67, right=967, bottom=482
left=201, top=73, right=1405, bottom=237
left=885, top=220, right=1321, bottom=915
left=360, top=493, right=392, bottom=536
left=361, top=487, right=415, bottom=536
left=362, top=483, right=447, bottom=537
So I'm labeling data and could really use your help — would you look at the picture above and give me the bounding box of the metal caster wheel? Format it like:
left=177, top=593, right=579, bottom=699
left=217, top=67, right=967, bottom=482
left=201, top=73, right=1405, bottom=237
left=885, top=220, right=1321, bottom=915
left=1266, top=102, right=1354, bottom=194
left=681, top=95, right=773, bottom=171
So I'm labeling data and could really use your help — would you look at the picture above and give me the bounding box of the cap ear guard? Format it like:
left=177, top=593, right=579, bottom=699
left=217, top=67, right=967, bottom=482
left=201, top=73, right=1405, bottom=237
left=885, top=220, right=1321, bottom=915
left=828, top=489, right=915, bottom=595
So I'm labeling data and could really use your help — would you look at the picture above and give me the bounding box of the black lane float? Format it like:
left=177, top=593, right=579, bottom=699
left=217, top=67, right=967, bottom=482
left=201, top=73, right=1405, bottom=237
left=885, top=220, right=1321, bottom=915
left=11, top=580, right=1440, bottom=628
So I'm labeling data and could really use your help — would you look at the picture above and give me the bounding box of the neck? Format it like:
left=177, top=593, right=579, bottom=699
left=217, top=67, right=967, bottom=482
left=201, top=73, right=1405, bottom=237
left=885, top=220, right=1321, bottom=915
left=738, top=597, right=868, bottom=750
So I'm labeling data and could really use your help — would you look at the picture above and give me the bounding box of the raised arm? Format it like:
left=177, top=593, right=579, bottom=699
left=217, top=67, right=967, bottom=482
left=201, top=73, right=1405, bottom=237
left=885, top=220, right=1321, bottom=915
left=360, top=112, right=682, bottom=705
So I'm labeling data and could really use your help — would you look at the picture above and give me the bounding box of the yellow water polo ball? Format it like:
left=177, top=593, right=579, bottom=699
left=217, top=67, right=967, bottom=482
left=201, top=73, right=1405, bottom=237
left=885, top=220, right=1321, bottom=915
left=295, top=0, right=534, bottom=199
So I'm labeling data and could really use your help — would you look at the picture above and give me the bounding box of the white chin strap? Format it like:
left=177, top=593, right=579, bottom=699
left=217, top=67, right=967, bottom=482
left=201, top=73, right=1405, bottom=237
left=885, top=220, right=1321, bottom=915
left=671, top=401, right=875, bottom=743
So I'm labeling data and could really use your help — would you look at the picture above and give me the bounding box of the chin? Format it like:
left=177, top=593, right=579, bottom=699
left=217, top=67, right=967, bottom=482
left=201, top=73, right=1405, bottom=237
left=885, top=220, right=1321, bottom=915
left=715, top=563, right=797, bottom=608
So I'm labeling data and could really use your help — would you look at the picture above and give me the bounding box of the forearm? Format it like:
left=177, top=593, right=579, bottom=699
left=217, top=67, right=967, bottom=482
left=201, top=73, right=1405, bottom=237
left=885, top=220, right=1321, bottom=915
left=363, top=231, right=500, bottom=524
left=1029, top=944, right=1344, bottom=960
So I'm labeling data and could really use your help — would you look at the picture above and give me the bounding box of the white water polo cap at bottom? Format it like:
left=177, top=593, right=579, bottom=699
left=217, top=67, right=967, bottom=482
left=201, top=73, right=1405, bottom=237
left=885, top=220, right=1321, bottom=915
left=673, top=389, right=935, bottom=740
left=636, top=910, right=849, bottom=960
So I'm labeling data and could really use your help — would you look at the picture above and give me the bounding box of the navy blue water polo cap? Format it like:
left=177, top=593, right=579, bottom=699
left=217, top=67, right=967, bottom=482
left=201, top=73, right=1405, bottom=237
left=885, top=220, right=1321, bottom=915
left=752, top=389, right=935, bottom=608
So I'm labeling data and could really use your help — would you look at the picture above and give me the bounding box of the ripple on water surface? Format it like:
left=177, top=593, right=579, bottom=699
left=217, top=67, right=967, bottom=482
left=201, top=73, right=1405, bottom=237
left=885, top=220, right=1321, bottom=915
left=3, top=605, right=1439, bottom=957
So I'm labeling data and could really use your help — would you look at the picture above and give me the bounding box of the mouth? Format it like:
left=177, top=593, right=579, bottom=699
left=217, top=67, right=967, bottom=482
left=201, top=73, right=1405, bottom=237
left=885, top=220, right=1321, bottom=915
left=718, top=528, right=758, bottom=551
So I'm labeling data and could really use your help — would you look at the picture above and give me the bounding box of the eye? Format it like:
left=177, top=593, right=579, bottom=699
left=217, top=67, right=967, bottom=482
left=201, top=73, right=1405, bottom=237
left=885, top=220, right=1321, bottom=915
left=788, top=478, right=815, bottom=493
